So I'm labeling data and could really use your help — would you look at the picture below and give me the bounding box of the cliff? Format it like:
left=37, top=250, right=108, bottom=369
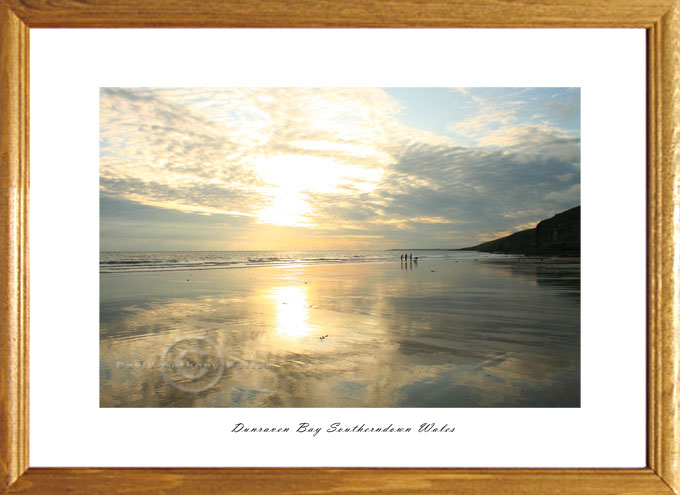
left=461, top=206, right=580, bottom=257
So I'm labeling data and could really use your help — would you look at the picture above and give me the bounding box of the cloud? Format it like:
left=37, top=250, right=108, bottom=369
left=296, top=137, right=579, bottom=247
left=476, top=124, right=580, bottom=166
left=445, top=88, right=580, bottom=165
left=100, top=88, right=268, bottom=217
left=101, top=87, right=581, bottom=249
left=544, top=184, right=581, bottom=204
left=446, top=88, right=528, bottom=138
left=544, top=90, right=581, bottom=125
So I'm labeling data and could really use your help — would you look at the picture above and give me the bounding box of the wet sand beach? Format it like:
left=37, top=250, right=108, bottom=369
left=100, top=257, right=580, bottom=407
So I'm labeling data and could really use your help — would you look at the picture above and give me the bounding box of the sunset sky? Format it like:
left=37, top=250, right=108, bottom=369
left=100, top=87, right=580, bottom=251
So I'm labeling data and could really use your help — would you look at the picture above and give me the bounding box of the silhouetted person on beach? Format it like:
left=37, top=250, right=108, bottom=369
left=409, top=253, right=413, bottom=261
left=400, top=254, right=403, bottom=261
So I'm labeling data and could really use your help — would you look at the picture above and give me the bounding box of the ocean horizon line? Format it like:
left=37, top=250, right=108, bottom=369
left=99, top=249, right=512, bottom=274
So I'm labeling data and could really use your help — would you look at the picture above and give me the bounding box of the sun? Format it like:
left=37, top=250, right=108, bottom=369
left=257, top=191, right=311, bottom=227
left=253, top=154, right=381, bottom=228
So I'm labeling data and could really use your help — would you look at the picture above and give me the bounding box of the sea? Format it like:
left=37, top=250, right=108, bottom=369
left=99, top=250, right=517, bottom=274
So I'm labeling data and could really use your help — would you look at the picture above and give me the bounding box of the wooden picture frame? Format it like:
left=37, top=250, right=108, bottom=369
left=1, top=1, right=678, bottom=493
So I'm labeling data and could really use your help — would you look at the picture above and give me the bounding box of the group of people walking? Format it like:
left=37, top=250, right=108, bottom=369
left=400, top=253, right=418, bottom=262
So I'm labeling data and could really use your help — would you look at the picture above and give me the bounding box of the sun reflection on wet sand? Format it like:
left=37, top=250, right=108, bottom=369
left=100, top=259, right=580, bottom=407
left=270, top=285, right=312, bottom=338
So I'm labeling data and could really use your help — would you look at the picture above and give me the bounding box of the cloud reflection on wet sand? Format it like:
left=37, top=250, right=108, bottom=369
left=100, top=259, right=579, bottom=407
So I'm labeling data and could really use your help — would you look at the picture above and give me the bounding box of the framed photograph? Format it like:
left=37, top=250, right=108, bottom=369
left=2, top=1, right=679, bottom=494
left=97, top=85, right=583, bottom=411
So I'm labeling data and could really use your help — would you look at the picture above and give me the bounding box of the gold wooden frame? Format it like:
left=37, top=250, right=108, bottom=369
left=1, top=1, right=678, bottom=493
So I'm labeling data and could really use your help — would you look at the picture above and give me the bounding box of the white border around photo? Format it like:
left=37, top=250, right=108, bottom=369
left=29, top=28, right=645, bottom=468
